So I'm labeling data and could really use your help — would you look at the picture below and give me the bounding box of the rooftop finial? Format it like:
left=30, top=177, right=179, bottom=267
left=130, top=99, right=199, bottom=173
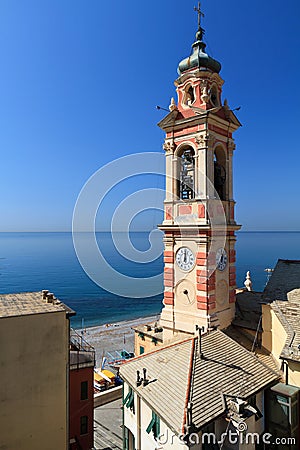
left=194, top=1, right=204, bottom=31
left=177, top=2, right=221, bottom=75
left=193, top=2, right=205, bottom=44
left=244, top=271, right=253, bottom=291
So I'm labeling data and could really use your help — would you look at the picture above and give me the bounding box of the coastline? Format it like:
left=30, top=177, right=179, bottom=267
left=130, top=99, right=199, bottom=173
left=76, top=314, right=160, bottom=367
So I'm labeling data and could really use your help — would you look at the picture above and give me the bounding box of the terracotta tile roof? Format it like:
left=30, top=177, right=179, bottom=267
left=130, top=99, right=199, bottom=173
left=120, top=330, right=280, bottom=435
left=0, top=291, right=74, bottom=318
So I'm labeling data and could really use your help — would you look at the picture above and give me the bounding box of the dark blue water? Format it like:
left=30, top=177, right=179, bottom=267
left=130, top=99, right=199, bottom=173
left=0, top=232, right=299, bottom=328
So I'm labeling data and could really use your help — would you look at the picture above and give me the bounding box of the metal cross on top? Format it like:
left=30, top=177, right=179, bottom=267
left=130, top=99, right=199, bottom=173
left=194, top=1, right=204, bottom=29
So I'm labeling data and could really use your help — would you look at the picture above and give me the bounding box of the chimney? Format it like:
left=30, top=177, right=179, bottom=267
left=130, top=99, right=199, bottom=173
left=136, top=370, right=142, bottom=387
left=46, top=292, right=54, bottom=303
left=143, top=368, right=149, bottom=386
left=42, top=290, right=49, bottom=300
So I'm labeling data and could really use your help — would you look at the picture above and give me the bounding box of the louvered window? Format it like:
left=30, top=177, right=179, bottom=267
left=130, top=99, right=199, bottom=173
left=123, top=386, right=135, bottom=413
left=146, top=411, right=160, bottom=439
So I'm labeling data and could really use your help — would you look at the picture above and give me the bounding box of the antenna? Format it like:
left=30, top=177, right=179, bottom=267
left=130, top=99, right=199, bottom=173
left=187, top=401, right=193, bottom=426
left=195, top=325, right=204, bottom=359
left=264, top=268, right=274, bottom=286
left=156, top=105, right=169, bottom=112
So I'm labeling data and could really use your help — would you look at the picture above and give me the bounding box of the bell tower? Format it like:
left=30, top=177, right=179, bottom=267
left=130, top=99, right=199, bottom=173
left=158, top=4, right=241, bottom=341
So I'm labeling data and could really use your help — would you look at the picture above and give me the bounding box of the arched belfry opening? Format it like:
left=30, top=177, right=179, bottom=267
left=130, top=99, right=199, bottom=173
left=214, top=147, right=226, bottom=200
left=178, top=147, right=195, bottom=200
left=183, top=85, right=195, bottom=106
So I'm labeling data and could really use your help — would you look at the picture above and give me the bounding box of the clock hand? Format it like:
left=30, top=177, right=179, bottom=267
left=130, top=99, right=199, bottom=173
left=183, top=289, right=191, bottom=304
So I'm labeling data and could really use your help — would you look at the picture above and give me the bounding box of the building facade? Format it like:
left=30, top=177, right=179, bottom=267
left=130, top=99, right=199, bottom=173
left=134, top=5, right=241, bottom=355
left=69, top=329, right=95, bottom=450
left=121, top=331, right=280, bottom=449
left=158, top=19, right=241, bottom=342
left=0, top=291, right=73, bottom=450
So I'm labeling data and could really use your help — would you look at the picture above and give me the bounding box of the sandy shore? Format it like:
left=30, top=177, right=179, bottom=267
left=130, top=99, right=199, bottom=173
left=76, top=314, right=160, bottom=367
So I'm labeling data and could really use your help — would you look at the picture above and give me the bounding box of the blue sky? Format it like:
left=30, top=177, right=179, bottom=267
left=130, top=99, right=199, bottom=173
left=0, top=0, right=299, bottom=231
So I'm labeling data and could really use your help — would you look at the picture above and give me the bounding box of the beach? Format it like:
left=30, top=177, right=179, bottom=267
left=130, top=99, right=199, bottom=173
left=76, top=314, right=160, bottom=367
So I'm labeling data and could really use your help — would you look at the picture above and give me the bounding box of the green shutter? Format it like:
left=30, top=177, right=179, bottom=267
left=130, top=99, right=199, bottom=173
left=123, top=387, right=135, bottom=413
left=123, top=389, right=131, bottom=405
left=126, top=391, right=133, bottom=408
left=154, top=414, right=160, bottom=438
left=146, top=413, right=156, bottom=434
left=146, top=411, right=160, bottom=438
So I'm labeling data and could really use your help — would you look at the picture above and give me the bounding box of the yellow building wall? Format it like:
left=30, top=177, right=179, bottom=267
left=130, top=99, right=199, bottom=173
left=0, top=311, right=68, bottom=450
left=134, top=333, right=163, bottom=356
left=262, top=304, right=300, bottom=388
left=262, top=305, right=287, bottom=367
left=287, top=361, right=300, bottom=388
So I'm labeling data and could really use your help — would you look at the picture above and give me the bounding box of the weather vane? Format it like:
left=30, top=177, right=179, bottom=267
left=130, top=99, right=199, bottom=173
left=194, top=1, right=204, bottom=30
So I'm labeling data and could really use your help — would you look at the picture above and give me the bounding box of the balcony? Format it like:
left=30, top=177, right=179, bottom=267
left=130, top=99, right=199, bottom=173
left=70, top=328, right=95, bottom=370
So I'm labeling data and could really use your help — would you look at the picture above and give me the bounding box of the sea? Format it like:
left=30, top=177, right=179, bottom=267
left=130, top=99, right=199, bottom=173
left=0, top=231, right=299, bottom=329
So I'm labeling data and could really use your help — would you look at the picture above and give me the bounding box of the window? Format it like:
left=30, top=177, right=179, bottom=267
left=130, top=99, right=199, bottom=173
left=179, top=148, right=195, bottom=200
left=214, top=148, right=226, bottom=201
left=151, top=337, right=158, bottom=346
left=209, top=84, right=219, bottom=106
left=146, top=411, right=160, bottom=439
left=80, top=415, right=88, bottom=435
left=81, top=381, right=88, bottom=400
left=185, top=85, right=195, bottom=105
left=124, top=427, right=136, bottom=450
left=139, top=346, right=145, bottom=355
left=123, top=386, right=135, bottom=414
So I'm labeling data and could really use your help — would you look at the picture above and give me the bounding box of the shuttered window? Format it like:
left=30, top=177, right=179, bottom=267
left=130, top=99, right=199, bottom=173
left=146, top=411, right=160, bottom=438
left=123, top=386, right=135, bottom=414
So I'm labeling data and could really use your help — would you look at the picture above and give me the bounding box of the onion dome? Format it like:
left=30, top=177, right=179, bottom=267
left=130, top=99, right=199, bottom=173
left=178, top=26, right=221, bottom=75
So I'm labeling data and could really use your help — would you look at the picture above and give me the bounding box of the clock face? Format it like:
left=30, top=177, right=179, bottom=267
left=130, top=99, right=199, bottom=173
left=175, top=279, right=196, bottom=307
left=216, top=248, right=227, bottom=271
left=176, top=247, right=195, bottom=272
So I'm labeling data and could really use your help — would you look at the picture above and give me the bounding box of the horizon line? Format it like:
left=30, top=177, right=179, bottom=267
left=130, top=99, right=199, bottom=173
left=0, top=230, right=300, bottom=233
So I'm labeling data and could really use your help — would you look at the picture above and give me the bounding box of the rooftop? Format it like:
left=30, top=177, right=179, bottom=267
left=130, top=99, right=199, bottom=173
left=120, top=329, right=279, bottom=436
left=0, top=290, right=75, bottom=319
left=70, top=350, right=95, bottom=369
left=233, top=290, right=263, bottom=331
left=259, top=259, right=300, bottom=362
left=263, top=259, right=300, bottom=302
left=70, top=327, right=95, bottom=369
left=224, top=325, right=280, bottom=374
left=270, top=300, right=300, bottom=362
